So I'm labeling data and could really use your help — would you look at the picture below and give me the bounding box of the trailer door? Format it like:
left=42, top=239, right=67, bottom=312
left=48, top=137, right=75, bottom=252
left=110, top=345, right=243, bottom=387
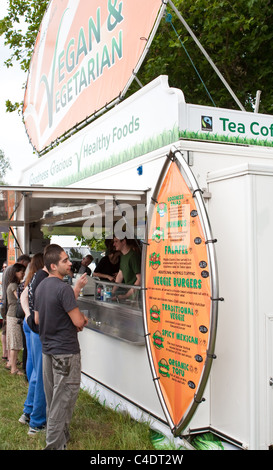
left=266, top=313, right=273, bottom=448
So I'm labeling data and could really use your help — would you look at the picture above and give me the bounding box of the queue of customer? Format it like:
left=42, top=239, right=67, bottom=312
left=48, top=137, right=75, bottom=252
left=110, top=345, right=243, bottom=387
left=0, top=237, right=141, bottom=449
left=0, top=247, right=88, bottom=448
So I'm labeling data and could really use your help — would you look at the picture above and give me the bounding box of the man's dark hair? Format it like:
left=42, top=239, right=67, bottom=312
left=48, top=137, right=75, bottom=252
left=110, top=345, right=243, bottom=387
left=44, top=244, right=64, bottom=272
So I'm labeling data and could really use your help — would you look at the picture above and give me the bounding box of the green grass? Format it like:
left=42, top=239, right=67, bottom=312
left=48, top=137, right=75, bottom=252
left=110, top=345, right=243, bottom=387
left=178, top=129, right=273, bottom=147
left=0, top=334, right=154, bottom=451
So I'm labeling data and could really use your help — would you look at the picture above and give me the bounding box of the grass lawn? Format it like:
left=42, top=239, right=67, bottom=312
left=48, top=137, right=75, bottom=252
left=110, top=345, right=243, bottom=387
left=0, top=333, right=155, bottom=451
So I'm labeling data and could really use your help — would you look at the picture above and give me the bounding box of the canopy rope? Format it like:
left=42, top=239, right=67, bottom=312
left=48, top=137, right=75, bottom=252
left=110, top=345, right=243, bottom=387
left=165, top=12, right=216, bottom=107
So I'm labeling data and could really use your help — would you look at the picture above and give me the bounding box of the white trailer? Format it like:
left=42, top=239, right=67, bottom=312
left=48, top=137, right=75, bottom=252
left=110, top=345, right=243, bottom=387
left=3, top=76, right=273, bottom=449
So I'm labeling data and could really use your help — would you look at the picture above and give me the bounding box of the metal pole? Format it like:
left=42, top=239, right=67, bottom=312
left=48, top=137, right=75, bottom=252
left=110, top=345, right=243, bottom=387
left=254, top=90, right=261, bottom=113
left=168, top=0, right=246, bottom=111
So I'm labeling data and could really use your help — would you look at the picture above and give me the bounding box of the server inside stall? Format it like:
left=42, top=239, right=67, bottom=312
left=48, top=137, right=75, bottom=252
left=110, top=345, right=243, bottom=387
left=93, top=240, right=121, bottom=282
left=76, top=236, right=144, bottom=344
left=71, top=254, right=94, bottom=276
left=111, top=237, right=141, bottom=301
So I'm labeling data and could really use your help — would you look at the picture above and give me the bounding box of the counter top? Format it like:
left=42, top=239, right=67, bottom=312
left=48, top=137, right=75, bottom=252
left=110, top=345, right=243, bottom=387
left=77, top=296, right=145, bottom=346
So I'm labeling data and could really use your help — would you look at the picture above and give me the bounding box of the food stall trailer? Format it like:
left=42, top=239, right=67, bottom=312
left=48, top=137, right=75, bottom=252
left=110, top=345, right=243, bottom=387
left=1, top=75, right=273, bottom=450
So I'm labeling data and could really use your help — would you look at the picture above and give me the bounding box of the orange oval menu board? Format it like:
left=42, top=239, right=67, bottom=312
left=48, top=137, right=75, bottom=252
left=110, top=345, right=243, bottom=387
left=143, top=150, right=219, bottom=436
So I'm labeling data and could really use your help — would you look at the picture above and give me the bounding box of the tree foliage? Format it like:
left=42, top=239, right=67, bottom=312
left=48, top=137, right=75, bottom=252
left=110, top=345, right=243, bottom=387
left=1, top=0, right=273, bottom=113
left=0, top=0, right=48, bottom=112
left=0, top=0, right=48, bottom=72
left=132, top=0, right=273, bottom=113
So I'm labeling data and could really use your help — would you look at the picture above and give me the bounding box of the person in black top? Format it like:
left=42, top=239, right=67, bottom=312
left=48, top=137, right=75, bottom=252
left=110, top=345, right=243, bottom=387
left=93, top=245, right=120, bottom=282
left=71, top=254, right=93, bottom=276
left=34, top=244, right=88, bottom=450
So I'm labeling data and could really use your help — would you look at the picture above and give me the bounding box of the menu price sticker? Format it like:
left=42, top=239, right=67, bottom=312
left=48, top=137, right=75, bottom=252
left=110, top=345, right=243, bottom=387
left=144, top=158, right=215, bottom=433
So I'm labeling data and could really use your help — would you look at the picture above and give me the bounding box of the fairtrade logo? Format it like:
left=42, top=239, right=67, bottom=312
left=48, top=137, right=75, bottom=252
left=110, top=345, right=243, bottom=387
left=152, top=330, right=164, bottom=350
left=201, top=116, right=213, bottom=131
left=157, top=202, right=167, bottom=217
left=150, top=305, right=160, bottom=323
left=158, top=358, right=170, bottom=378
left=149, top=252, right=161, bottom=270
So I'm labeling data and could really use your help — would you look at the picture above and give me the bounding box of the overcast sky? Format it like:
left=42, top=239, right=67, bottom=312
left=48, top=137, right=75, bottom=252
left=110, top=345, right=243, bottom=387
left=0, top=0, right=37, bottom=185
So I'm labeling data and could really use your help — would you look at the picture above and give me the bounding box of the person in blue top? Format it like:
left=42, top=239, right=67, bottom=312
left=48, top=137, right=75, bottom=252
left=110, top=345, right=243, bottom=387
left=19, top=254, right=48, bottom=435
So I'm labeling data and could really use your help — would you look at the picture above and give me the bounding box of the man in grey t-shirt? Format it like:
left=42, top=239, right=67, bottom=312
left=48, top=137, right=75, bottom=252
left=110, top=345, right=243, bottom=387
left=34, top=244, right=88, bottom=450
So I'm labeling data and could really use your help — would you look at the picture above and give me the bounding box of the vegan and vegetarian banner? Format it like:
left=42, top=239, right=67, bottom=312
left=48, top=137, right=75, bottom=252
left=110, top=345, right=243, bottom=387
left=23, top=0, right=165, bottom=152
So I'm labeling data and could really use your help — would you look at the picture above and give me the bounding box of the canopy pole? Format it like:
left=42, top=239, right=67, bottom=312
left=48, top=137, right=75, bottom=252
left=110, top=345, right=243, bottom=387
left=254, top=90, right=262, bottom=113
left=168, top=0, right=246, bottom=111
left=9, top=227, right=23, bottom=255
